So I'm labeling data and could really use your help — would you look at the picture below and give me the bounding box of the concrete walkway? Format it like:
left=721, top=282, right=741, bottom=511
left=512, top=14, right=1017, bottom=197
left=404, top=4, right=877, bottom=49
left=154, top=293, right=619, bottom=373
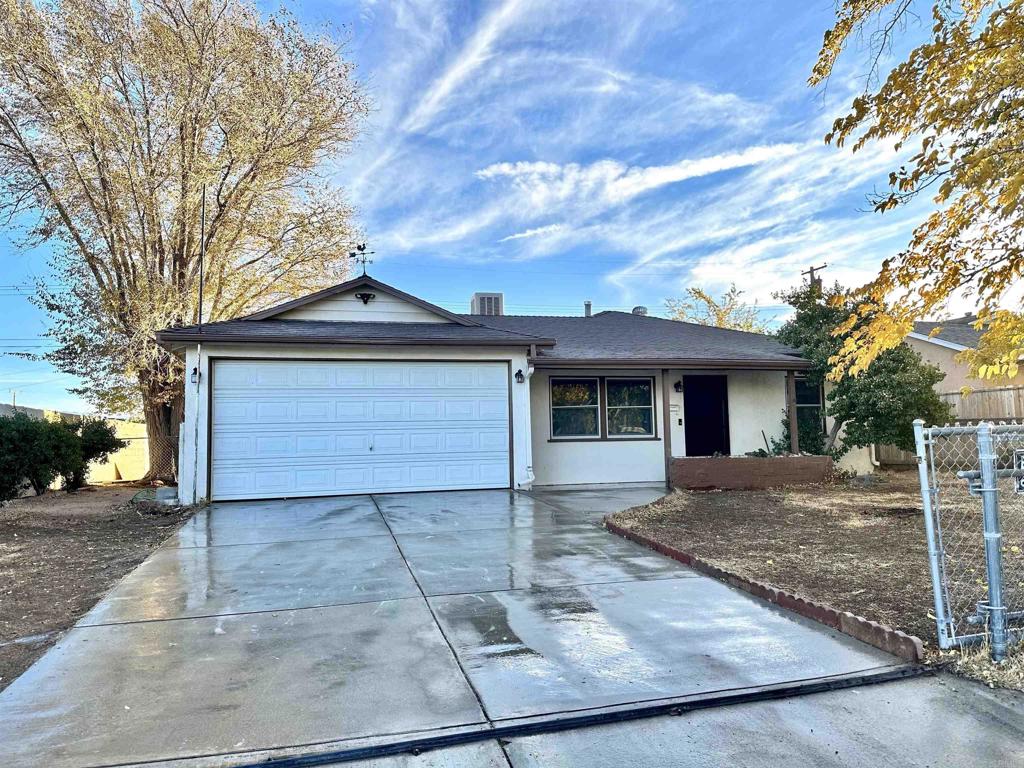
left=1, top=485, right=1017, bottom=767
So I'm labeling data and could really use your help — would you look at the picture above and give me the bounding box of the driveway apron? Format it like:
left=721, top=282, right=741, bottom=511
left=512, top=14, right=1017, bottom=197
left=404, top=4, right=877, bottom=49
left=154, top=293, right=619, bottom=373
left=0, top=485, right=901, bottom=767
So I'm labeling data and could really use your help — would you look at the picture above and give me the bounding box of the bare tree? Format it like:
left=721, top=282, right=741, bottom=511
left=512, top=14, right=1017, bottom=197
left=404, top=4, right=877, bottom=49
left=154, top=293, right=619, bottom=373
left=0, top=0, right=369, bottom=476
left=665, top=284, right=771, bottom=333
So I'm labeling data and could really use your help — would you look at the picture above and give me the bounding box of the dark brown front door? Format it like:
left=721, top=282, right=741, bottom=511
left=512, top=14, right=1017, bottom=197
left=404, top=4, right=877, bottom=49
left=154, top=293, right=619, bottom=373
left=683, top=375, right=730, bottom=456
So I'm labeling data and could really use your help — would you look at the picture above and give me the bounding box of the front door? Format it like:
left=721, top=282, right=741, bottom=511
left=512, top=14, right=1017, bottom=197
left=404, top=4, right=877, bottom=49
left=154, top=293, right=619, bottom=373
left=683, top=375, right=730, bottom=456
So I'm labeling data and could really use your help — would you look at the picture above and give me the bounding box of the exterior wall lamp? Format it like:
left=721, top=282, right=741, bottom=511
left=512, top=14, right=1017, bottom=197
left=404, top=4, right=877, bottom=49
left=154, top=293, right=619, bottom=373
left=191, top=367, right=201, bottom=384
left=673, top=380, right=683, bottom=393
left=514, top=369, right=525, bottom=384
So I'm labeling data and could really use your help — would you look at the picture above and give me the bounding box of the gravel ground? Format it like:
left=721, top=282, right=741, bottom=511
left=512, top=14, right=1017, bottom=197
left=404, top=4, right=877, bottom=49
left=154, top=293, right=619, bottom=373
left=0, top=486, right=194, bottom=692
left=607, top=471, right=1023, bottom=691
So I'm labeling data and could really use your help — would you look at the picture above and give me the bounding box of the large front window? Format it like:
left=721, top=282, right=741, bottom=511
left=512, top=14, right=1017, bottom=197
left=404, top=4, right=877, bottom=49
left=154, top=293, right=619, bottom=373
left=606, top=378, right=654, bottom=437
left=550, top=378, right=601, bottom=437
left=549, top=376, right=656, bottom=440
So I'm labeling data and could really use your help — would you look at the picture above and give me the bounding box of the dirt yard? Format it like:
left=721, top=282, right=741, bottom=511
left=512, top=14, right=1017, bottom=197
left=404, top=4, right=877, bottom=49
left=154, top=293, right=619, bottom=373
left=0, top=486, right=193, bottom=692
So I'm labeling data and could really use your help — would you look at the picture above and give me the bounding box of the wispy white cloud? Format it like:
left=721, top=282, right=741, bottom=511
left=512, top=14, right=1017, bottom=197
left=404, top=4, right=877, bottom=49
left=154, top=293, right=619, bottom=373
left=498, top=224, right=565, bottom=242
left=477, top=144, right=797, bottom=211
left=401, top=0, right=529, bottom=134
left=599, top=135, right=919, bottom=305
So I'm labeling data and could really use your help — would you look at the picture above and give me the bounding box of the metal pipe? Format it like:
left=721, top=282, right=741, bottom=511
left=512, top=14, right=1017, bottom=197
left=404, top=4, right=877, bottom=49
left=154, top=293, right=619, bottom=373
left=967, top=608, right=1024, bottom=625
left=956, top=468, right=1024, bottom=480
left=928, top=423, right=1024, bottom=437
left=914, top=419, right=953, bottom=648
left=976, top=422, right=1008, bottom=661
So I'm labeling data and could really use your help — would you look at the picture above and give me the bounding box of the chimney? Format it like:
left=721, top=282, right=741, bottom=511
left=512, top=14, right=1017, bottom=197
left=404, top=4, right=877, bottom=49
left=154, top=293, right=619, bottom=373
left=471, top=292, right=504, bottom=316
left=632, top=306, right=648, bottom=316
left=584, top=300, right=592, bottom=317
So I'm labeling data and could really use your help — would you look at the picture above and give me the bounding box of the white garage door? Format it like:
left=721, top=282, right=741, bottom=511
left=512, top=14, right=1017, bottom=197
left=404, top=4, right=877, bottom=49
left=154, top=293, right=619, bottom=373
left=210, top=359, right=511, bottom=500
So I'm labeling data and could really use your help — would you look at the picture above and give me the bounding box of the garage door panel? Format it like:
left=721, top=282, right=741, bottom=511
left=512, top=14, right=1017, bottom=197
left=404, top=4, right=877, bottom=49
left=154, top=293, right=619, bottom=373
left=479, top=462, right=511, bottom=484
left=214, top=429, right=509, bottom=461
left=297, top=434, right=333, bottom=454
left=295, top=366, right=331, bottom=386
left=211, top=360, right=510, bottom=500
left=296, top=401, right=332, bottom=420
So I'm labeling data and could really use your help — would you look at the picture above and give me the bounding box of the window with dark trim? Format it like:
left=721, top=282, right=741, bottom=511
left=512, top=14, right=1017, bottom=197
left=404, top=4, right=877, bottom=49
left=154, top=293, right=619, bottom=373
left=606, top=378, right=655, bottom=437
left=550, top=378, right=601, bottom=438
left=795, top=376, right=825, bottom=433
left=549, top=376, right=656, bottom=440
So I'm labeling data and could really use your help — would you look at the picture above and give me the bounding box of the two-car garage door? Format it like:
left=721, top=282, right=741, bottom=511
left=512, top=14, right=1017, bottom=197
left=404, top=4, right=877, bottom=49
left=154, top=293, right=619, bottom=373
left=210, top=360, right=511, bottom=501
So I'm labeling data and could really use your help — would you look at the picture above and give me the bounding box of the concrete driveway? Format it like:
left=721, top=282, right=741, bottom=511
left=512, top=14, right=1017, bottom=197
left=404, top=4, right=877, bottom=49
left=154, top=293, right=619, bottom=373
left=1, top=485, right=1015, bottom=767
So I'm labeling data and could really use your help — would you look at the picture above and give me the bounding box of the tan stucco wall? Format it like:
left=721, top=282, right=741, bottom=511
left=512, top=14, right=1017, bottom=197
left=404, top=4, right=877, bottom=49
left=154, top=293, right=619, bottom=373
left=905, top=337, right=1024, bottom=392
left=87, top=420, right=149, bottom=483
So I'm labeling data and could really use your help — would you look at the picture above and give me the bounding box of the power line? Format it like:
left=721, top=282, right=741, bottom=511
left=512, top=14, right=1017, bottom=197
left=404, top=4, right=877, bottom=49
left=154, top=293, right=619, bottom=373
left=0, top=374, right=76, bottom=389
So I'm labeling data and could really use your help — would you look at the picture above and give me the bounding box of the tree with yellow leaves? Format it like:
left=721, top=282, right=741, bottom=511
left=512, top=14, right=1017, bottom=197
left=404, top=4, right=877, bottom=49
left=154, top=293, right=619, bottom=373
left=812, top=1, right=1024, bottom=381
left=0, top=0, right=368, bottom=476
left=665, top=284, right=771, bottom=333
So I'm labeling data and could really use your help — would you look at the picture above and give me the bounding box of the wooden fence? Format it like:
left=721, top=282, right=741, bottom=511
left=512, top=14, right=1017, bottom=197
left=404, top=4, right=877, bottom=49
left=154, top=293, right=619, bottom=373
left=937, top=387, right=1024, bottom=421
left=876, top=386, right=1024, bottom=468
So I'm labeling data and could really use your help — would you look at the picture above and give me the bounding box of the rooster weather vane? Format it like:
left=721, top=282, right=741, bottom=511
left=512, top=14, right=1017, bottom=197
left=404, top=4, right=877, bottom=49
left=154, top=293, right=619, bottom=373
left=349, top=243, right=374, bottom=276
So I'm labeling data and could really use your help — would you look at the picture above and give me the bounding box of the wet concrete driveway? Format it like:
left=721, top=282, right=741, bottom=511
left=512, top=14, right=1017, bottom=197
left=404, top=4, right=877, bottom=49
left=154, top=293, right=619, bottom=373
left=0, top=485, right=910, bottom=767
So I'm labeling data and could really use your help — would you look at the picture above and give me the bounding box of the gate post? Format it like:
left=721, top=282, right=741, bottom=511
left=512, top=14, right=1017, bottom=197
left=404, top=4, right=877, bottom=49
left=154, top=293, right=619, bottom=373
left=914, top=419, right=952, bottom=648
left=977, top=422, right=1008, bottom=661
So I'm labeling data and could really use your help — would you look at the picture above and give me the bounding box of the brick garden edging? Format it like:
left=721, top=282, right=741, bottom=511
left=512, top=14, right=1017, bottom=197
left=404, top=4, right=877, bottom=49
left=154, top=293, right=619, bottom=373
left=605, top=519, right=926, bottom=663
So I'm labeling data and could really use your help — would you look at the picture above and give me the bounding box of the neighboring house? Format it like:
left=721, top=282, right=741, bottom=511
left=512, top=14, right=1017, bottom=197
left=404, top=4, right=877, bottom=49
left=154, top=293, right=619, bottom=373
left=157, top=276, right=821, bottom=503
left=908, top=315, right=1024, bottom=391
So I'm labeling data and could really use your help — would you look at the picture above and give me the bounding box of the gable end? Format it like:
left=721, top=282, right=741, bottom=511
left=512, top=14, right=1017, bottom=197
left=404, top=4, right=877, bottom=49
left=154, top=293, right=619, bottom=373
left=242, top=276, right=480, bottom=326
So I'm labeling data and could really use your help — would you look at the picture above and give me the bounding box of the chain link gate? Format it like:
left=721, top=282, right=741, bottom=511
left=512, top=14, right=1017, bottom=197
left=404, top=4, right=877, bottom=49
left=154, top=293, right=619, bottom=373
left=914, top=420, right=1024, bottom=660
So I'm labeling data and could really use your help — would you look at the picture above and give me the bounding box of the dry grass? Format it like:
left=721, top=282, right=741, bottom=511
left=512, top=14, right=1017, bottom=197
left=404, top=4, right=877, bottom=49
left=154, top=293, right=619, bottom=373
left=941, top=645, right=1024, bottom=690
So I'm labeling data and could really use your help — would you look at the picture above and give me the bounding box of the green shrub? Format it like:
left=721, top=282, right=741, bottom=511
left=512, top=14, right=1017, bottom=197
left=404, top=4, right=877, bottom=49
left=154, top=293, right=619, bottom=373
left=62, top=419, right=125, bottom=490
left=0, top=413, right=125, bottom=500
left=26, top=418, right=80, bottom=495
left=0, top=413, right=76, bottom=497
left=0, top=412, right=33, bottom=502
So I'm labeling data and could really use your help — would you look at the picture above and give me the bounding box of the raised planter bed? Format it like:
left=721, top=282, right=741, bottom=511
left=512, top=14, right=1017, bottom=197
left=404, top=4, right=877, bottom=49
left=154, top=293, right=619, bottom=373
left=671, top=455, right=833, bottom=490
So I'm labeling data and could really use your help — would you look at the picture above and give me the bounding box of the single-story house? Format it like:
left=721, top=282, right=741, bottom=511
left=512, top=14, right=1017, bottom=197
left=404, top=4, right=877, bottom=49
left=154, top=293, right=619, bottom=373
left=908, top=315, right=1024, bottom=391
left=157, top=276, right=823, bottom=503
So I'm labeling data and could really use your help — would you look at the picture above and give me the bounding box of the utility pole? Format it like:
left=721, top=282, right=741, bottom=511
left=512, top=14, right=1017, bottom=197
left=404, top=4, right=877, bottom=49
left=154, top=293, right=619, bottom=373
left=801, top=263, right=827, bottom=292
left=9, top=389, right=15, bottom=409
left=198, top=186, right=206, bottom=332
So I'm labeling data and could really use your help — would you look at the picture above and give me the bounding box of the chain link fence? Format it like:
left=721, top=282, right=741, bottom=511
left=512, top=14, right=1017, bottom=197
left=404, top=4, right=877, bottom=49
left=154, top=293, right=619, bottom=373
left=87, top=434, right=178, bottom=483
left=915, top=420, right=1024, bottom=660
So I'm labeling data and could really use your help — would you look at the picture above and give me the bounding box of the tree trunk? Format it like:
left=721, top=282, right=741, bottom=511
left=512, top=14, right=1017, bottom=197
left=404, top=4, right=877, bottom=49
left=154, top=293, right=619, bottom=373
left=823, top=418, right=845, bottom=455
left=139, top=368, right=183, bottom=482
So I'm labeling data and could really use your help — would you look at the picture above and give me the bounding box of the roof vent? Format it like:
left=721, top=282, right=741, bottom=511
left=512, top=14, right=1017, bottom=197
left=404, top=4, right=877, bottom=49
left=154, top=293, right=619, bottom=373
left=584, top=301, right=592, bottom=317
left=471, top=292, right=504, bottom=316
left=631, top=306, right=648, bottom=316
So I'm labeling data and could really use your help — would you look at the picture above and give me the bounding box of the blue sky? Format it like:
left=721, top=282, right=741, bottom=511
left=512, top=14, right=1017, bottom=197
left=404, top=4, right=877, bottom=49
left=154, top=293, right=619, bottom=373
left=0, top=0, right=932, bottom=413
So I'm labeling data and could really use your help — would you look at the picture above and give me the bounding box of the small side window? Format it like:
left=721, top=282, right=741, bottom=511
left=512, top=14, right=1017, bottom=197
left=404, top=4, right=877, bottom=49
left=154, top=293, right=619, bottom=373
left=795, top=377, right=825, bottom=433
